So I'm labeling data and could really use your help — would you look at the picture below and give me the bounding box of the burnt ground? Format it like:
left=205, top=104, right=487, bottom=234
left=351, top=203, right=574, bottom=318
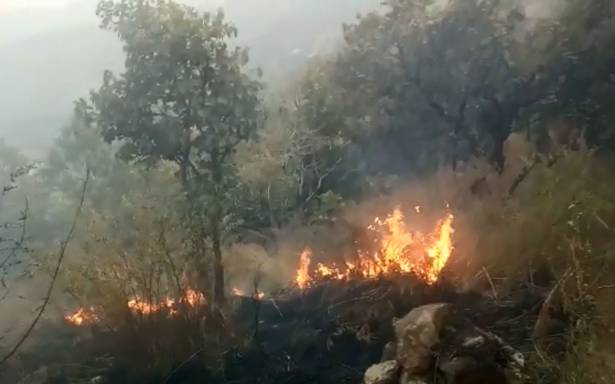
left=2, top=274, right=561, bottom=384
left=220, top=276, right=549, bottom=384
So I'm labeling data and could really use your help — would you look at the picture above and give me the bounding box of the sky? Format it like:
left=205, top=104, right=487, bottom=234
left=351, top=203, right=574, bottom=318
left=0, top=0, right=379, bottom=157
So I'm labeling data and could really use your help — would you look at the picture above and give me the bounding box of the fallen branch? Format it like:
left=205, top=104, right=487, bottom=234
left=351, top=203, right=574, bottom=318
left=0, top=168, right=89, bottom=365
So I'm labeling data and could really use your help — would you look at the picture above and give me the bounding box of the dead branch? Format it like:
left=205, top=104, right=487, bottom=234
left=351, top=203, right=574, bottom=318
left=533, top=269, right=572, bottom=339
left=301, top=156, right=342, bottom=208
left=0, top=167, right=89, bottom=365
left=482, top=267, right=499, bottom=300
left=0, top=198, right=29, bottom=272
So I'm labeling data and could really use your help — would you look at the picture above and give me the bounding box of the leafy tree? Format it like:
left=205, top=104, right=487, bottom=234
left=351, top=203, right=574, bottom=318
left=90, top=0, right=261, bottom=306
left=299, top=0, right=555, bottom=174
left=516, top=0, right=615, bottom=152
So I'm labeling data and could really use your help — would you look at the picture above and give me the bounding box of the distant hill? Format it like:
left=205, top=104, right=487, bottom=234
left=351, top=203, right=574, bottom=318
left=0, top=0, right=380, bottom=157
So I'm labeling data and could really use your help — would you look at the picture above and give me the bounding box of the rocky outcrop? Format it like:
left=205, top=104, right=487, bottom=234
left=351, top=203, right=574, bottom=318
left=364, top=303, right=526, bottom=384
left=364, top=360, right=400, bottom=384
left=394, top=303, right=450, bottom=374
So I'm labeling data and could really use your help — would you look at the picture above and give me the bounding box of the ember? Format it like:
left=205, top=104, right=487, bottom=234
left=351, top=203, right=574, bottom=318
left=295, top=207, right=454, bottom=288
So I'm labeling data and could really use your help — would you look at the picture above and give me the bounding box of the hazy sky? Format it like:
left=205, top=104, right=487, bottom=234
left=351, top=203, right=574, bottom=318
left=0, top=0, right=378, bottom=157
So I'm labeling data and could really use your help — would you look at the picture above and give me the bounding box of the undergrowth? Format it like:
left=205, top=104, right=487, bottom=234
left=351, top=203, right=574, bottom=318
left=456, top=148, right=615, bottom=383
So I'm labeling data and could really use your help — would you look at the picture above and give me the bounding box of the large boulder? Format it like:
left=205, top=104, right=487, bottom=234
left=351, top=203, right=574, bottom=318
left=394, top=303, right=451, bottom=374
left=363, top=360, right=400, bottom=384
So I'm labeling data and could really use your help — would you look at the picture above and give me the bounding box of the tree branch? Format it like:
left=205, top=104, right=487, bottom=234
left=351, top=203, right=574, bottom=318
left=0, top=168, right=89, bottom=365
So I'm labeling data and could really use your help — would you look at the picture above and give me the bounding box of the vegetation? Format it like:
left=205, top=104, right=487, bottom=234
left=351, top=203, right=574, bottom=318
left=2, top=0, right=615, bottom=383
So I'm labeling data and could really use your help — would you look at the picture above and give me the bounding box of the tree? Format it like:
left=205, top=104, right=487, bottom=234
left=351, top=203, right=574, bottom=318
left=300, top=0, right=553, bottom=174
left=515, top=0, right=615, bottom=152
left=233, top=104, right=343, bottom=231
left=90, top=0, right=261, bottom=307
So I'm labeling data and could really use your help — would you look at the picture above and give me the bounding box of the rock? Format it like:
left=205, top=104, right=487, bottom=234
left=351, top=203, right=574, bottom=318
left=90, top=376, right=104, bottom=384
left=461, top=335, right=485, bottom=348
left=394, top=303, right=450, bottom=374
left=437, top=328, right=524, bottom=384
left=363, top=360, right=400, bottom=384
left=399, top=372, right=429, bottom=384
left=471, top=328, right=525, bottom=383
left=381, top=341, right=396, bottom=362
left=439, top=356, right=506, bottom=384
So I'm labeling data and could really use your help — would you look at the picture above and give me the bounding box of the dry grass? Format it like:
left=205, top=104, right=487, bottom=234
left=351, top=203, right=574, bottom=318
left=452, top=147, right=615, bottom=383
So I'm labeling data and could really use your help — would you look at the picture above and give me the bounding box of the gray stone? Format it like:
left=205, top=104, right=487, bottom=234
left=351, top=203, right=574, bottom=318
left=394, top=303, right=450, bottom=374
left=364, top=360, right=400, bottom=384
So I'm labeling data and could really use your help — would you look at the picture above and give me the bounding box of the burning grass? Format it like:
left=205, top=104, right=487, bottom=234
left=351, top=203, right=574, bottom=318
left=64, top=288, right=205, bottom=326
left=294, top=207, right=454, bottom=288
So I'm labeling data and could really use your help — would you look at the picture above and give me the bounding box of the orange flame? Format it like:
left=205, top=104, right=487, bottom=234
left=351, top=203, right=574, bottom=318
left=65, top=288, right=205, bottom=326
left=232, top=287, right=266, bottom=300
left=294, top=206, right=454, bottom=288
left=127, top=289, right=205, bottom=315
left=425, top=213, right=454, bottom=283
left=232, top=287, right=245, bottom=296
left=295, top=248, right=312, bottom=289
left=64, top=307, right=98, bottom=326
left=184, top=288, right=205, bottom=307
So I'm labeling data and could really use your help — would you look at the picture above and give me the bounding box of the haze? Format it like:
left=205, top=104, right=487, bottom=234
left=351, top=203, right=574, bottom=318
left=0, top=0, right=378, bottom=156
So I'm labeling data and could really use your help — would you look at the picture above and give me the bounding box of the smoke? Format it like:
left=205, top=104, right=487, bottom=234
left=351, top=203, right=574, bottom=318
left=223, top=129, right=539, bottom=295
left=522, top=0, right=565, bottom=20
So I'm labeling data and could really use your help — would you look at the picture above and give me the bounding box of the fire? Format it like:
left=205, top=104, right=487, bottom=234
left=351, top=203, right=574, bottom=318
left=127, top=289, right=205, bottom=315
left=425, top=213, right=454, bottom=283
left=232, top=287, right=245, bottom=296
left=127, top=298, right=158, bottom=315
left=184, top=288, right=205, bottom=306
left=65, top=288, right=205, bottom=326
left=294, top=206, right=454, bottom=288
left=295, top=248, right=312, bottom=289
left=64, top=307, right=98, bottom=326
left=231, top=287, right=266, bottom=300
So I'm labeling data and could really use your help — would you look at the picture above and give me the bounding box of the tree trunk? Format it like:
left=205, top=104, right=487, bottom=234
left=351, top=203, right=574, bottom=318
left=210, top=156, right=226, bottom=308
left=211, top=211, right=226, bottom=308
